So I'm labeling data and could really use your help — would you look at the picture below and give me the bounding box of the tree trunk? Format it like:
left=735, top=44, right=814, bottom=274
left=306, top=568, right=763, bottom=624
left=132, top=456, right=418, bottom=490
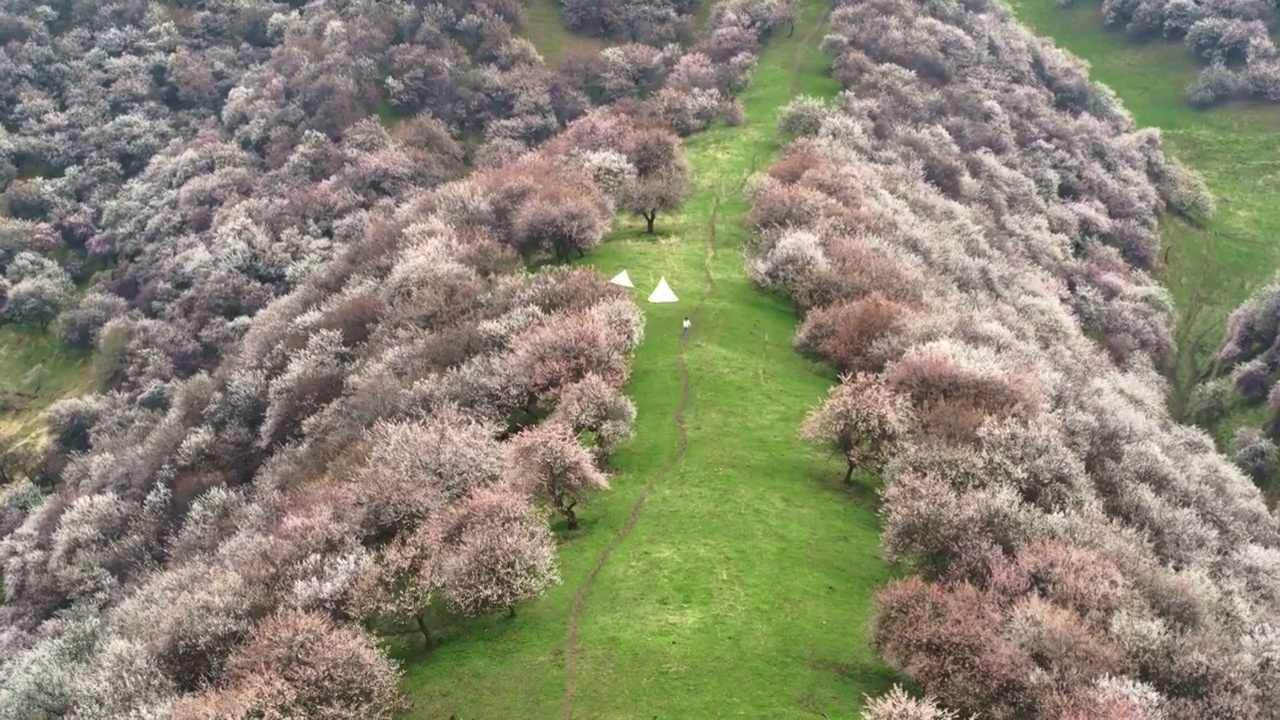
left=644, top=211, right=656, bottom=234
left=558, top=496, right=579, bottom=530
left=415, top=613, right=432, bottom=649
left=508, top=605, right=517, bottom=618
left=844, top=461, right=855, bottom=485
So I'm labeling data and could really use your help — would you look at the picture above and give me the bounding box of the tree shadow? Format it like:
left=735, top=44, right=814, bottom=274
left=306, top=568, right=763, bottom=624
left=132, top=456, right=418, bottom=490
left=808, top=657, right=908, bottom=697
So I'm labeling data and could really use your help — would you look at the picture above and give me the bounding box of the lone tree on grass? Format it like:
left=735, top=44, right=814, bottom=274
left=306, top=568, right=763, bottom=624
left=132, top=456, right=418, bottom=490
left=623, top=128, right=689, bottom=233
left=4, top=277, right=69, bottom=330
left=801, top=372, right=914, bottom=484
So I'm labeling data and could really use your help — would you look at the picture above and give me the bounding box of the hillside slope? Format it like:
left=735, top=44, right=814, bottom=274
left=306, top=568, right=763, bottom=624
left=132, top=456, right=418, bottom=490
left=396, top=1, right=901, bottom=716
left=1010, top=0, right=1280, bottom=431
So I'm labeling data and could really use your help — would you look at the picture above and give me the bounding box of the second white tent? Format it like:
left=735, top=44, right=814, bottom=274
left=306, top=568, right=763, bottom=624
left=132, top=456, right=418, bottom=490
left=648, top=276, right=678, bottom=303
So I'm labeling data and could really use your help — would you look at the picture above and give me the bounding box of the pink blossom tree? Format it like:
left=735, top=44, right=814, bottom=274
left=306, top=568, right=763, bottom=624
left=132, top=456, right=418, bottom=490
left=426, top=487, right=559, bottom=617
left=872, top=577, right=1033, bottom=717
left=505, top=421, right=610, bottom=530
left=862, top=685, right=964, bottom=720
left=550, top=373, right=638, bottom=460
left=174, top=609, right=403, bottom=720
left=800, top=373, right=914, bottom=484
left=622, top=128, right=690, bottom=233
left=508, top=312, right=631, bottom=402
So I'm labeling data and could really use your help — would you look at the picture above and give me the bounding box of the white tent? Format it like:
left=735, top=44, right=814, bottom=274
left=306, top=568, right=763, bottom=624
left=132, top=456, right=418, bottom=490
left=610, top=270, right=634, bottom=288
left=647, top=276, right=679, bottom=303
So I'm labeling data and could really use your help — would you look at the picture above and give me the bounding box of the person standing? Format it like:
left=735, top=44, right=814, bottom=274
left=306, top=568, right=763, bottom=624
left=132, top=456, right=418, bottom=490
left=681, top=317, right=691, bottom=337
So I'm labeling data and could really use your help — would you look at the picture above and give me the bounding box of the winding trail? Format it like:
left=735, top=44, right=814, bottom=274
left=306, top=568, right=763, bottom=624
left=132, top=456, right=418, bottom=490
left=559, top=198, right=719, bottom=720
left=559, top=10, right=828, bottom=717
left=787, top=9, right=832, bottom=99
left=399, top=1, right=895, bottom=715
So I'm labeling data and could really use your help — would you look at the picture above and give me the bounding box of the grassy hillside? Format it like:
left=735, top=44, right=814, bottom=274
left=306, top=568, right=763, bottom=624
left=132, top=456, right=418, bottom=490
left=0, top=195, right=93, bottom=447
left=0, top=253, right=99, bottom=448
left=1008, top=0, right=1280, bottom=431
left=395, top=1, right=902, bottom=717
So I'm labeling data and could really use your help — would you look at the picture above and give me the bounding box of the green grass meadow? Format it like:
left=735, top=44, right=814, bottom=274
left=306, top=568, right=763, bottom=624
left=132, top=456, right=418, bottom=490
left=395, top=1, right=902, bottom=716
left=1009, top=0, right=1280, bottom=429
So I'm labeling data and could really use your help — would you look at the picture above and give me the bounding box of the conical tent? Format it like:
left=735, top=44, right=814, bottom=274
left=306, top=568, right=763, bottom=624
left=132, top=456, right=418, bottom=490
left=610, top=270, right=634, bottom=288
left=647, top=276, right=679, bottom=303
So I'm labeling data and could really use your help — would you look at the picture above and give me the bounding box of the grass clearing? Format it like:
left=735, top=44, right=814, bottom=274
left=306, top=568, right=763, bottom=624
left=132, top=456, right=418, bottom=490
left=692, top=0, right=717, bottom=33
left=520, top=0, right=607, bottom=62
left=1008, top=0, right=1280, bottom=430
left=0, top=325, right=93, bottom=445
left=395, top=0, right=901, bottom=716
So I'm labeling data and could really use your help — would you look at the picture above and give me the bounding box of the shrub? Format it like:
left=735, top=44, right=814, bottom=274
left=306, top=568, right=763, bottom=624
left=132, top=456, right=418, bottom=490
left=778, top=95, right=830, bottom=137
left=1232, top=358, right=1270, bottom=402
left=1187, top=62, right=1239, bottom=107
left=1216, top=272, right=1280, bottom=362
left=1229, top=427, right=1279, bottom=487
left=1186, top=378, right=1230, bottom=424
left=1185, top=18, right=1268, bottom=63
left=1154, top=156, right=1215, bottom=220
left=1244, top=59, right=1280, bottom=101
left=862, top=685, right=962, bottom=720
left=44, top=395, right=111, bottom=456
left=57, top=293, right=131, bottom=351
left=0, top=433, right=39, bottom=486
left=4, top=277, right=71, bottom=329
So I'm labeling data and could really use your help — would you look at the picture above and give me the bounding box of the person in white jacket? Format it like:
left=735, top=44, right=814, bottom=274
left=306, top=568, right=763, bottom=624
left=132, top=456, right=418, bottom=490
left=681, top=317, right=691, bottom=337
